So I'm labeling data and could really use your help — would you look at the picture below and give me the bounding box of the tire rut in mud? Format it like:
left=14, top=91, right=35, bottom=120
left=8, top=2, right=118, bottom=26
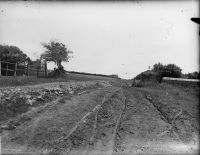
left=63, top=86, right=199, bottom=155
left=84, top=88, right=127, bottom=155
left=1, top=87, right=118, bottom=155
left=144, top=92, right=198, bottom=144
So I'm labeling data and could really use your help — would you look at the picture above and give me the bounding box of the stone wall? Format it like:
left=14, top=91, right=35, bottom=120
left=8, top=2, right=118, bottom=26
left=162, top=77, right=200, bottom=87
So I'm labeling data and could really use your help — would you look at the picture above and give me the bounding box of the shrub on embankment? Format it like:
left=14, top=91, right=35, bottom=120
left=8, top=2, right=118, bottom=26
left=132, top=70, right=160, bottom=87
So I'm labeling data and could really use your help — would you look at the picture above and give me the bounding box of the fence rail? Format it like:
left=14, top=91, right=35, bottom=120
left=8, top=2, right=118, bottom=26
left=0, top=60, right=48, bottom=77
left=0, top=60, right=16, bottom=64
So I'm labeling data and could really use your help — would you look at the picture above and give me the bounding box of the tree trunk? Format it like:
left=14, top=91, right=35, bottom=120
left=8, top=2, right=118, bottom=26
left=57, top=60, right=62, bottom=70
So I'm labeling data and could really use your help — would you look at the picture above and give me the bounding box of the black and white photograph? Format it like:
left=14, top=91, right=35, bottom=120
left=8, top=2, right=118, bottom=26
left=0, top=0, right=199, bottom=154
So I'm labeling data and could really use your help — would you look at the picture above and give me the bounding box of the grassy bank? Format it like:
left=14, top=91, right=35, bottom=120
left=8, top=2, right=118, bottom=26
left=0, top=73, right=114, bottom=88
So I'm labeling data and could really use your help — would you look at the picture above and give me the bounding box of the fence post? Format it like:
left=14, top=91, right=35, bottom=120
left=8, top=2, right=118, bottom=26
left=6, top=63, right=8, bottom=76
left=27, top=64, right=29, bottom=77
left=37, top=66, right=39, bottom=78
left=14, top=63, right=17, bottom=77
left=0, top=61, right=1, bottom=76
left=24, top=62, right=26, bottom=76
left=44, top=62, right=47, bottom=77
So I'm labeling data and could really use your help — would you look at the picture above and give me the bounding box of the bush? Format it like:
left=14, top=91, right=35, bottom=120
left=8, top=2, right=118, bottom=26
left=47, top=68, right=67, bottom=78
left=132, top=70, right=160, bottom=87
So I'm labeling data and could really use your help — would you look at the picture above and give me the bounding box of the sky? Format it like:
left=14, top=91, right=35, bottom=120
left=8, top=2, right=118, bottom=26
left=0, top=1, right=199, bottom=79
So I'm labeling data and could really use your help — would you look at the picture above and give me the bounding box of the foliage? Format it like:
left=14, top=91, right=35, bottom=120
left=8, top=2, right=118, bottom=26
left=152, top=62, right=165, bottom=72
left=0, top=44, right=30, bottom=63
left=41, top=41, right=73, bottom=70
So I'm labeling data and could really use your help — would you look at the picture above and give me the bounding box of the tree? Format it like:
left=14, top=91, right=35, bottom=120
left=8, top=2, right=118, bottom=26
left=41, top=41, right=73, bottom=71
left=0, top=44, right=30, bottom=64
left=163, top=64, right=182, bottom=78
left=151, top=63, right=182, bottom=82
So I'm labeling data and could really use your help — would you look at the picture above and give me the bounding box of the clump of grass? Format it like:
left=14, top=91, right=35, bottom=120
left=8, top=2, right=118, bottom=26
left=58, top=96, right=71, bottom=104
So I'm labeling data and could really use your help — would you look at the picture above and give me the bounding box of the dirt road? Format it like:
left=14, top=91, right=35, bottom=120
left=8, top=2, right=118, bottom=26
left=0, top=80, right=199, bottom=155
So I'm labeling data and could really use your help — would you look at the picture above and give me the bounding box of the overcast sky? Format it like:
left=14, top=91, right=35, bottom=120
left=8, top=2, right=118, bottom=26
left=0, top=1, right=199, bottom=79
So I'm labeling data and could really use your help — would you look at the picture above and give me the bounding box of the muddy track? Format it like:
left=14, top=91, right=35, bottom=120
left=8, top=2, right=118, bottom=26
left=57, top=88, right=127, bottom=155
left=54, top=86, right=199, bottom=155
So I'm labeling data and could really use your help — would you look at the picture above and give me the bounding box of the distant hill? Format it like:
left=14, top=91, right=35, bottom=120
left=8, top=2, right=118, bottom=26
left=67, top=71, right=119, bottom=79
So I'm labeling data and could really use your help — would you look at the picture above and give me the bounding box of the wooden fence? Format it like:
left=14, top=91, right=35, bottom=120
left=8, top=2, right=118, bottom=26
left=0, top=60, right=48, bottom=78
